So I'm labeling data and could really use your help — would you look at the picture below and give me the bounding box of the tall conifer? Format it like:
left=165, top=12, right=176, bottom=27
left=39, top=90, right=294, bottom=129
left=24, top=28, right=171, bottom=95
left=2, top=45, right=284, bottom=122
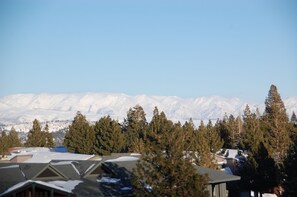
left=94, top=116, right=125, bottom=155
left=123, top=105, right=148, bottom=153
left=263, top=84, right=291, bottom=165
left=8, top=127, right=22, bottom=148
left=64, top=111, right=95, bottom=154
left=25, top=119, right=45, bottom=147
left=133, top=123, right=209, bottom=196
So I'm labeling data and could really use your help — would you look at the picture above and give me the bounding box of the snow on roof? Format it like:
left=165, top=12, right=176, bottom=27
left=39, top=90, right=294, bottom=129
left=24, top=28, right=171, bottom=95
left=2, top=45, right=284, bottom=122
left=0, top=165, right=19, bottom=169
left=8, top=147, right=94, bottom=163
left=221, top=167, right=233, bottom=175
left=105, top=156, right=139, bottom=162
left=97, top=177, right=121, bottom=183
left=48, top=180, right=82, bottom=191
left=0, top=180, right=75, bottom=196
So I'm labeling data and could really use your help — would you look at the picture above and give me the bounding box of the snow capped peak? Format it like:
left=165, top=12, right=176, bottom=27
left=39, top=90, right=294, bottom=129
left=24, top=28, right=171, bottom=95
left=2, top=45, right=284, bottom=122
left=0, top=93, right=296, bottom=132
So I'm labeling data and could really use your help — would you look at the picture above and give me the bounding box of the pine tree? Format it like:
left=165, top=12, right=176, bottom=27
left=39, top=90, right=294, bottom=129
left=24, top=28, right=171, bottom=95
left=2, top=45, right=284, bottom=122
left=216, top=115, right=232, bottom=148
left=123, top=105, right=148, bottom=153
left=25, top=119, right=46, bottom=147
left=205, top=120, right=223, bottom=154
left=182, top=118, right=196, bottom=150
left=283, top=131, right=297, bottom=196
left=7, top=127, right=22, bottom=148
left=0, top=131, right=8, bottom=157
left=94, top=116, right=125, bottom=155
left=240, top=142, right=280, bottom=194
left=64, top=111, right=95, bottom=154
left=263, top=84, right=291, bottom=165
left=290, top=111, right=297, bottom=125
left=133, top=123, right=209, bottom=197
left=147, top=107, right=173, bottom=146
left=240, top=105, right=264, bottom=153
left=195, top=121, right=217, bottom=169
left=43, top=124, right=55, bottom=147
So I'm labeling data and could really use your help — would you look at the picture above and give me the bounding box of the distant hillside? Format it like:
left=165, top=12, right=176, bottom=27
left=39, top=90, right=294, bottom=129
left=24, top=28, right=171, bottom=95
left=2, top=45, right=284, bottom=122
left=0, top=93, right=296, bottom=132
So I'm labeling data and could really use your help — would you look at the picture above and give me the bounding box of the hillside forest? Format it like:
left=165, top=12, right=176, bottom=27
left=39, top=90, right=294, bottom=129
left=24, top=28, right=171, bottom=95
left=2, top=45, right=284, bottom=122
left=0, top=84, right=296, bottom=196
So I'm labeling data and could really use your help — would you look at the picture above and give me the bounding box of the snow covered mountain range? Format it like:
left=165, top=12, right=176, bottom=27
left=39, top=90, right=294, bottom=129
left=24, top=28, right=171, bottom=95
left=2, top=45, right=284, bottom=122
left=0, top=93, right=296, bottom=132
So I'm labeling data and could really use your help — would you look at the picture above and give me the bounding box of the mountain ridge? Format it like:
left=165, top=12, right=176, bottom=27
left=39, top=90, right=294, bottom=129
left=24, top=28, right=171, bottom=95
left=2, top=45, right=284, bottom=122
left=0, top=93, right=296, bottom=132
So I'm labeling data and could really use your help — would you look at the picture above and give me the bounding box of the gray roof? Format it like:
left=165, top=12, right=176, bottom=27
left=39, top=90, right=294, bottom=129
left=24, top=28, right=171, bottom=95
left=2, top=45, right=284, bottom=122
left=19, top=163, right=49, bottom=179
left=0, top=165, right=26, bottom=193
left=195, top=166, right=241, bottom=184
left=51, top=161, right=81, bottom=179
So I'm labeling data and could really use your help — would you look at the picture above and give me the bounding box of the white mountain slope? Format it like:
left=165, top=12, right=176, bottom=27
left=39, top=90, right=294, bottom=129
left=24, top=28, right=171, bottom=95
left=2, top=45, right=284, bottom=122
left=0, top=93, right=296, bottom=132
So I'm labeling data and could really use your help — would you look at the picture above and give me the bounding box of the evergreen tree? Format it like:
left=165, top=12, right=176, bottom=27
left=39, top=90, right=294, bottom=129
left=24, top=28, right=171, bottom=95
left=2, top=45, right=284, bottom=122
left=25, top=119, right=46, bottom=147
left=290, top=111, right=297, bottom=125
left=43, top=124, right=55, bottom=147
left=195, top=121, right=217, bottom=169
left=228, top=114, right=241, bottom=149
left=240, top=142, right=280, bottom=194
left=64, top=111, right=95, bottom=154
left=216, top=115, right=232, bottom=148
left=133, top=123, right=209, bottom=197
left=0, top=131, right=8, bottom=157
left=205, top=120, right=223, bottom=154
left=182, top=118, right=196, bottom=150
left=123, top=105, right=148, bottom=153
left=7, top=127, right=22, bottom=148
left=147, top=107, right=173, bottom=146
left=263, top=84, right=291, bottom=165
left=240, top=105, right=264, bottom=153
left=283, top=131, right=297, bottom=196
left=94, top=116, right=125, bottom=155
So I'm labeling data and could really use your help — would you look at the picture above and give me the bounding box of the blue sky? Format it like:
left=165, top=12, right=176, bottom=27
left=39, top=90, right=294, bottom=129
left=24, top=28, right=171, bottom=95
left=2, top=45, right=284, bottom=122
left=0, top=0, right=296, bottom=102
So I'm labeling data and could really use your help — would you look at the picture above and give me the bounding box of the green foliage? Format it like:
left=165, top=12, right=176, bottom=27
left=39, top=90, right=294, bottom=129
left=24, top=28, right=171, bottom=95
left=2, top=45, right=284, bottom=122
left=205, top=120, right=223, bottom=154
left=263, top=84, right=291, bottom=165
left=147, top=107, right=173, bottom=146
left=133, top=123, right=209, bottom=197
left=0, top=131, right=8, bottom=157
left=25, top=119, right=54, bottom=147
left=240, top=105, right=264, bottom=153
left=43, top=124, right=55, bottom=147
left=7, top=127, right=22, bottom=148
left=123, top=105, right=148, bottom=153
left=216, top=116, right=232, bottom=148
left=283, top=131, right=297, bottom=196
left=94, top=116, right=125, bottom=155
left=64, top=111, right=95, bottom=154
left=240, top=142, right=280, bottom=193
left=194, top=121, right=217, bottom=169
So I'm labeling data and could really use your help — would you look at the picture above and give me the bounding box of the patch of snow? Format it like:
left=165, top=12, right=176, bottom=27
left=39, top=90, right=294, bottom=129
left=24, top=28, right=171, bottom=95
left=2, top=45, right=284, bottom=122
left=130, top=153, right=141, bottom=156
left=105, top=156, right=139, bottom=162
left=221, top=167, right=233, bottom=175
left=48, top=180, right=83, bottom=191
left=97, top=177, right=121, bottom=183
left=1, top=180, right=31, bottom=195
left=120, top=187, right=133, bottom=191
left=0, top=165, right=19, bottom=169
left=0, top=180, right=74, bottom=196
left=7, top=147, right=94, bottom=163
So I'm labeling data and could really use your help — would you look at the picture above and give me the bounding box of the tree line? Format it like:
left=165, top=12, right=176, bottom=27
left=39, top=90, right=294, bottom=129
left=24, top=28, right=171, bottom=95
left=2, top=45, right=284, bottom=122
left=0, top=84, right=296, bottom=196
left=62, top=84, right=297, bottom=196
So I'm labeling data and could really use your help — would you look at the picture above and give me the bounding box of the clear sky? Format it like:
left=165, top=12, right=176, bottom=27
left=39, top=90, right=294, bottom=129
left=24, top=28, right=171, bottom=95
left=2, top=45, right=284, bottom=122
left=0, top=0, right=296, bottom=102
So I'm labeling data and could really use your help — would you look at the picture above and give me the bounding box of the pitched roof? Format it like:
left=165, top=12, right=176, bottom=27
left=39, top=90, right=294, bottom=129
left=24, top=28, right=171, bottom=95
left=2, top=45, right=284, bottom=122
left=195, top=166, right=241, bottom=184
left=0, top=165, right=26, bottom=193
left=0, top=180, right=74, bottom=197
left=51, top=161, right=81, bottom=179
left=8, top=147, right=95, bottom=163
